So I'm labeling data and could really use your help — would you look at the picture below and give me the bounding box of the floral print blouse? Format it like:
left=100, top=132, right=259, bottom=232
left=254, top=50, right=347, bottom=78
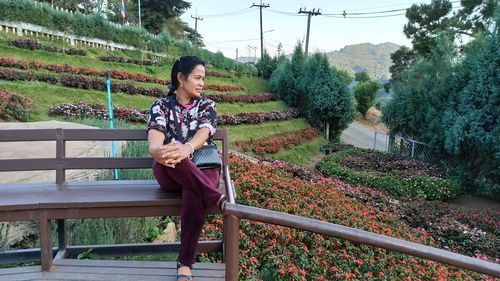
left=147, top=95, right=217, bottom=145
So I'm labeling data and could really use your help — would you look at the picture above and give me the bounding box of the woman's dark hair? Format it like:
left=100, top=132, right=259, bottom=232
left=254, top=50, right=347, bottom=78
left=167, top=56, right=205, bottom=96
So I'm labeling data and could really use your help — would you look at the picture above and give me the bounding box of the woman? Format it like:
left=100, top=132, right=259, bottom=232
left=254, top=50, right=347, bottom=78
left=147, top=55, right=226, bottom=281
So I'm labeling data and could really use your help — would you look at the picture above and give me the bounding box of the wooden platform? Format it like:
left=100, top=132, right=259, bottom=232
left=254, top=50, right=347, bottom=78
left=0, top=259, right=225, bottom=281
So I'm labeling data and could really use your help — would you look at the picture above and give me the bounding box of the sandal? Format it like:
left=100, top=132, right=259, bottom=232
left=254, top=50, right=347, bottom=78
left=177, top=262, right=194, bottom=281
left=218, top=195, right=227, bottom=212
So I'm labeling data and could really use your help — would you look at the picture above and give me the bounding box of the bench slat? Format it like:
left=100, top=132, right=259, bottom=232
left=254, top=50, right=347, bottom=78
left=0, top=158, right=57, bottom=171
left=65, top=157, right=153, bottom=169
left=0, top=129, right=59, bottom=142
left=0, top=181, right=225, bottom=211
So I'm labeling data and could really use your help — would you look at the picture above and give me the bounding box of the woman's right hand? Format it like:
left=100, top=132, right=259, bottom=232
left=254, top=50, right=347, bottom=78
left=149, top=139, right=180, bottom=168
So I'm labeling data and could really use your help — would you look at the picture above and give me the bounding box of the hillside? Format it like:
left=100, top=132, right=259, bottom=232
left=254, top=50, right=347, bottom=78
left=0, top=28, right=327, bottom=166
left=325, top=42, right=400, bottom=80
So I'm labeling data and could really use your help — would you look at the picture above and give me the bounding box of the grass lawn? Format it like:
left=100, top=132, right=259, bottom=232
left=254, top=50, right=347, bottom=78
left=222, top=118, right=310, bottom=143
left=269, top=137, right=329, bottom=167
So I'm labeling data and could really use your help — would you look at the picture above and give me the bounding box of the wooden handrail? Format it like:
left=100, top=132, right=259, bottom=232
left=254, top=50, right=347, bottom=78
left=224, top=203, right=500, bottom=278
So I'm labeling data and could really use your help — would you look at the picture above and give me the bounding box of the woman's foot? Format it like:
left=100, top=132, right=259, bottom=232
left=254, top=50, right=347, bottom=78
left=217, top=195, right=227, bottom=212
left=177, top=262, right=194, bottom=281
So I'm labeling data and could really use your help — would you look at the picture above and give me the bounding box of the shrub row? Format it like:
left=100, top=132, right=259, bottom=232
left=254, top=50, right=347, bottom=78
left=0, top=89, right=33, bottom=122
left=48, top=102, right=298, bottom=125
left=98, top=55, right=164, bottom=66
left=218, top=108, right=299, bottom=125
left=0, top=56, right=168, bottom=84
left=199, top=156, right=488, bottom=280
left=48, top=102, right=148, bottom=123
left=9, top=38, right=86, bottom=56
left=316, top=149, right=464, bottom=201
left=0, top=68, right=165, bottom=97
left=207, top=93, right=277, bottom=103
left=206, top=70, right=232, bottom=78
left=0, top=59, right=242, bottom=92
left=235, top=128, right=320, bottom=154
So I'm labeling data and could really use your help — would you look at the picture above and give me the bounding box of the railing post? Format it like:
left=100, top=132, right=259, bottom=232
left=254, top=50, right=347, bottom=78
left=411, top=140, right=416, bottom=158
left=373, top=132, right=377, bottom=150
left=224, top=212, right=240, bottom=281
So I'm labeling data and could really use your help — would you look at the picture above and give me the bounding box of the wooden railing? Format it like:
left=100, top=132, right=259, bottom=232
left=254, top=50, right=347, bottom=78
left=223, top=203, right=500, bottom=280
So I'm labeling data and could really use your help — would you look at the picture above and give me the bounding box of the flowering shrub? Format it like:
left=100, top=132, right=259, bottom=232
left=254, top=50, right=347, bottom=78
left=316, top=148, right=464, bottom=200
left=199, top=156, right=493, bottom=280
left=235, top=129, right=320, bottom=154
left=0, top=57, right=169, bottom=84
left=0, top=89, right=33, bottom=121
left=207, top=93, right=277, bottom=103
left=99, top=55, right=164, bottom=66
left=48, top=102, right=147, bottom=123
left=218, top=108, right=299, bottom=125
left=8, top=39, right=86, bottom=56
left=63, top=47, right=87, bottom=56
left=401, top=201, right=500, bottom=261
left=0, top=58, right=246, bottom=93
left=48, top=102, right=295, bottom=125
left=205, top=84, right=243, bottom=91
left=206, top=70, right=232, bottom=78
left=8, top=38, right=41, bottom=50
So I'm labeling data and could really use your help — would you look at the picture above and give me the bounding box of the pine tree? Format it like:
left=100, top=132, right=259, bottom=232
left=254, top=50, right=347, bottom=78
left=299, top=53, right=354, bottom=141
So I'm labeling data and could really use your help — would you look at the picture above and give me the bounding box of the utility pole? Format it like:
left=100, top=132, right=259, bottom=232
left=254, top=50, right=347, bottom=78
left=138, top=0, right=141, bottom=28
left=251, top=1, right=269, bottom=59
left=298, top=7, right=321, bottom=56
left=191, top=15, right=203, bottom=45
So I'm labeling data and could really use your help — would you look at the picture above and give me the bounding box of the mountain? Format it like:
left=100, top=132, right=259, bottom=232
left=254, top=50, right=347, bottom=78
left=324, top=42, right=401, bottom=80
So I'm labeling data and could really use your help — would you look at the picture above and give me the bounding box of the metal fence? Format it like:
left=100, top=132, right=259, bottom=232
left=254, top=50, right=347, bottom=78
left=374, top=131, right=456, bottom=168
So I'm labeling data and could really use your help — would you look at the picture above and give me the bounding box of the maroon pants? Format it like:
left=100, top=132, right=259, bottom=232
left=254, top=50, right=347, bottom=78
left=152, top=159, right=222, bottom=266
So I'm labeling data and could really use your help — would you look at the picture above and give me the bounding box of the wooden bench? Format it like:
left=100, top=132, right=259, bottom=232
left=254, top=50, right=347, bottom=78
left=0, top=128, right=237, bottom=279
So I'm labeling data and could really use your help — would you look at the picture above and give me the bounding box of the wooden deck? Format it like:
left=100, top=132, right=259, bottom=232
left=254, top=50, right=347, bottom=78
left=0, top=259, right=225, bottom=281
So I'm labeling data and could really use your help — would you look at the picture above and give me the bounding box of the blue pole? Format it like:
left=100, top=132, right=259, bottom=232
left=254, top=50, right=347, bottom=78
left=106, top=68, right=119, bottom=180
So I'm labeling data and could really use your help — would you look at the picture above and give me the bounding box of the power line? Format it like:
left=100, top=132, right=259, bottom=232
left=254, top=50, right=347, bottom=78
left=197, top=7, right=253, bottom=18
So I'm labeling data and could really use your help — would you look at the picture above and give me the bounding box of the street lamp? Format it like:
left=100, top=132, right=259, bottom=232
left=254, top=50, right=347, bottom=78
left=261, top=29, right=274, bottom=58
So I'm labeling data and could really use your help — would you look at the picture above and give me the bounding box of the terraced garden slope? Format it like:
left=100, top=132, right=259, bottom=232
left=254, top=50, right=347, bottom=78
left=0, top=31, right=327, bottom=165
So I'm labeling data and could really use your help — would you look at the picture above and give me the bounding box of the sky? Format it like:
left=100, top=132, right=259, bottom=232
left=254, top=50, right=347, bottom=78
left=180, top=0, right=433, bottom=59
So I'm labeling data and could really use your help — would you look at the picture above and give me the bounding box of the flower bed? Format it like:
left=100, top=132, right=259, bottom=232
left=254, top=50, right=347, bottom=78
left=99, top=54, right=163, bottom=66
left=0, top=59, right=243, bottom=92
left=48, top=102, right=298, bottom=125
left=199, top=156, right=494, bottom=280
left=48, top=102, right=147, bottom=123
left=206, top=70, right=232, bottom=78
left=0, top=89, right=33, bottom=121
left=234, top=129, right=320, bottom=154
left=8, top=38, right=86, bottom=56
left=207, top=93, right=277, bottom=103
left=316, top=148, right=464, bottom=201
left=218, top=108, right=299, bottom=125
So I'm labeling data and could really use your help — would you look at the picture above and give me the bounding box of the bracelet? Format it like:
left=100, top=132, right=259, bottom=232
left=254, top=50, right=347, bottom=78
left=186, top=142, right=194, bottom=158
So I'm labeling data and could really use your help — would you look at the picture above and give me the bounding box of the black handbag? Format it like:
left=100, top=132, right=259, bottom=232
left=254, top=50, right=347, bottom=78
left=169, top=97, right=222, bottom=169
left=191, top=144, right=222, bottom=169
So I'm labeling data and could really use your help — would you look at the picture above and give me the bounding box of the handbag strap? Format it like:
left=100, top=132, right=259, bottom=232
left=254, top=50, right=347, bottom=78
left=168, top=95, right=183, bottom=142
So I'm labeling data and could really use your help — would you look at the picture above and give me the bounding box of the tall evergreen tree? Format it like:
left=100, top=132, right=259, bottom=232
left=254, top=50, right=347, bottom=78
left=443, top=26, right=499, bottom=198
left=383, top=34, right=456, bottom=148
left=299, top=53, right=354, bottom=141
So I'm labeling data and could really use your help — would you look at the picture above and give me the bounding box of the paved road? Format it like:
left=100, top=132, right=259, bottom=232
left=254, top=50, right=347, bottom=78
left=340, top=121, right=382, bottom=150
